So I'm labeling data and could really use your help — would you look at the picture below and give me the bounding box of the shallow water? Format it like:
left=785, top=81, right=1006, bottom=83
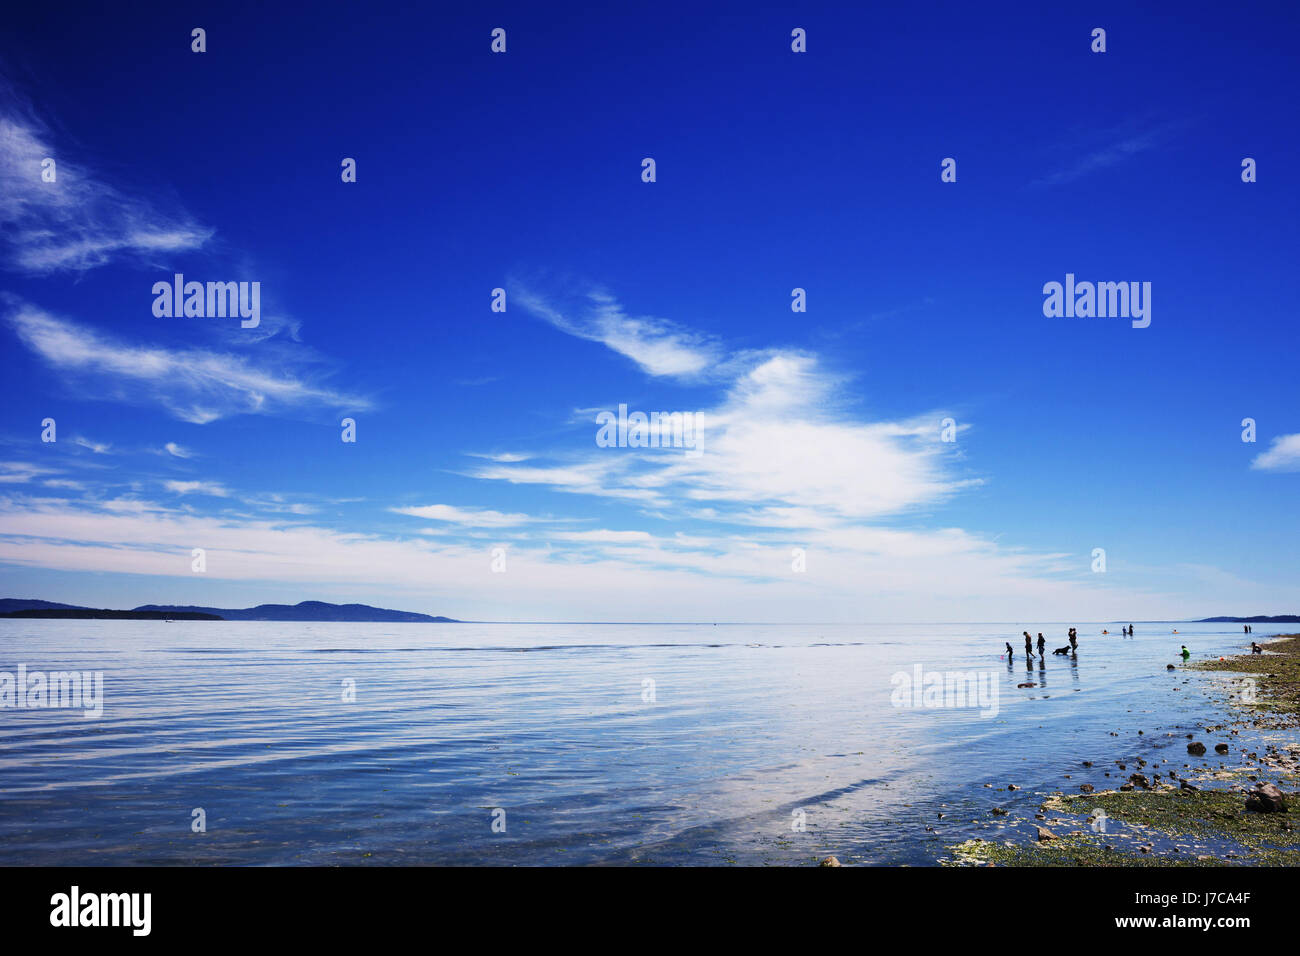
left=0, top=620, right=1279, bottom=865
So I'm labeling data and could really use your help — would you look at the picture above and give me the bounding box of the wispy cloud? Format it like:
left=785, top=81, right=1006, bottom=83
left=0, top=460, right=58, bottom=484
left=471, top=290, right=972, bottom=526
left=1032, top=118, right=1189, bottom=187
left=0, top=489, right=1249, bottom=621
left=0, top=96, right=212, bottom=274
left=162, top=442, right=194, bottom=459
left=7, top=304, right=372, bottom=424
left=391, top=504, right=541, bottom=528
left=71, top=436, right=112, bottom=454
left=513, top=284, right=721, bottom=379
left=1251, top=433, right=1300, bottom=472
left=162, top=480, right=230, bottom=497
left=466, top=451, right=531, bottom=463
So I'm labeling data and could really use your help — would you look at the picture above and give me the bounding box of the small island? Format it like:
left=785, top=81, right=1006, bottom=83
left=0, top=599, right=459, bottom=623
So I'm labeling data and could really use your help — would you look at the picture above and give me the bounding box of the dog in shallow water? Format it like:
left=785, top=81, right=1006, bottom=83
left=1052, top=646, right=1072, bottom=656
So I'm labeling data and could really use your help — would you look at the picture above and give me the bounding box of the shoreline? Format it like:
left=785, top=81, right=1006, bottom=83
left=942, top=634, right=1300, bottom=866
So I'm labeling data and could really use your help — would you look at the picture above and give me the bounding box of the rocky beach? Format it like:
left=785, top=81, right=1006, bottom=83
left=945, top=634, right=1300, bottom=866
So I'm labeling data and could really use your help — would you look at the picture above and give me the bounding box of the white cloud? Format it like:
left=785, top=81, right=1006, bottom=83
left=471, top=348, right=968, bottom=524
left=0, top=461, right=57, bottom=484
left=391, top=504, right=540, bottom=528
left=513, top=285, right=720, bottom=379
left=7, top=305, right=371, bottom=424
left=1251, top=433, right=1300, bottom=472
left=466, top=451, right=531, bottom=463
left=0, top=491, right=1274, bottom=622
left=0, top=108, right=211, bottom=274
left=552, top=529, right=654, bottom=544
left=162, top=480, right=230, bottom=497
left=42, top=478, right=86, bottom=490
left=72, top=436, right=112, bottom=454
left=163, top=442, right=195, bottom=459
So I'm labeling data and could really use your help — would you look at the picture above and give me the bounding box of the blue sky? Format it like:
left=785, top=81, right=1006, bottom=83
left=1, top=2, right=1297, bottom=621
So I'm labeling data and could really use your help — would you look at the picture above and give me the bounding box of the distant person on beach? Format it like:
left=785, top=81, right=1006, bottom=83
left=1069, top=630, right=1078, bottom=651
left=1036, top=633, right=1046, bottom=655
left=1023, top=632, right=1034, bottom=658
left=1005, top=642, right=1014, bottom=658
left=1180, top=645, right=1190, bottom=660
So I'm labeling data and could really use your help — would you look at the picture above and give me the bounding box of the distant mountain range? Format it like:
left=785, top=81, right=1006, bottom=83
left=0, top=599, right=459, bottom=623
left=1197, top=615, right=1300, bottom=623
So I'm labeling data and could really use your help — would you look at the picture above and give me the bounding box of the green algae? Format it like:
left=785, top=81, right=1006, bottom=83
left=943, top=635, right=1300, bottom=866
left=1192, top=634, right=1300, bottom=726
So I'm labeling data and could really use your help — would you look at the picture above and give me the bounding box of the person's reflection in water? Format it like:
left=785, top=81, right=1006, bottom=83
left=1069, top=653, right=1081, bottom=683
left=1036, top=653, right=1047, bottom=689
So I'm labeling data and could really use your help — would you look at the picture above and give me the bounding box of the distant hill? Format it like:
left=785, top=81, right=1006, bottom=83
left=131, top=601, right=458, bottom=623
left=1, top=608, right=221, bottom=621
left=0, top=598, right=458, bottom=623
left=1199, top=615, right=1300, bottom=623
left=0, top=599, right=91, bottom=614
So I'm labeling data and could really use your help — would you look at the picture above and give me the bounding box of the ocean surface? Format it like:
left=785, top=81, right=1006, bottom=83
left=0, top=620, right=1282, bottom=865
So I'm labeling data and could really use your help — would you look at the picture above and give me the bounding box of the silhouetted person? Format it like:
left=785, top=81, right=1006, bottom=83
left=1036, top=633, right=1046, bottom=655
left=1024, top=632, right=1034, bottom=658
left=1005, top=642, right=1014, bottom=659
left=1069, top=631, right=1078, bottom=651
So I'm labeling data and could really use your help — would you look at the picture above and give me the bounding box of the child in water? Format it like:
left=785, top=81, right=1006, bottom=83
left=1180, top=645, right=1191, bottom=660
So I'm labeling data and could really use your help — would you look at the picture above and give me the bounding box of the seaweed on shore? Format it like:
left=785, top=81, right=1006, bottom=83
left=942, top=634, right=1300, bottom=867
left=1192, top=634, right=1300, bottom=726
left=945, top=784, right=1300, bottom=866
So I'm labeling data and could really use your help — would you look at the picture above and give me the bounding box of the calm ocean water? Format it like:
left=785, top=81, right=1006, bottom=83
left=0, top=620, right=1278, bottom=865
